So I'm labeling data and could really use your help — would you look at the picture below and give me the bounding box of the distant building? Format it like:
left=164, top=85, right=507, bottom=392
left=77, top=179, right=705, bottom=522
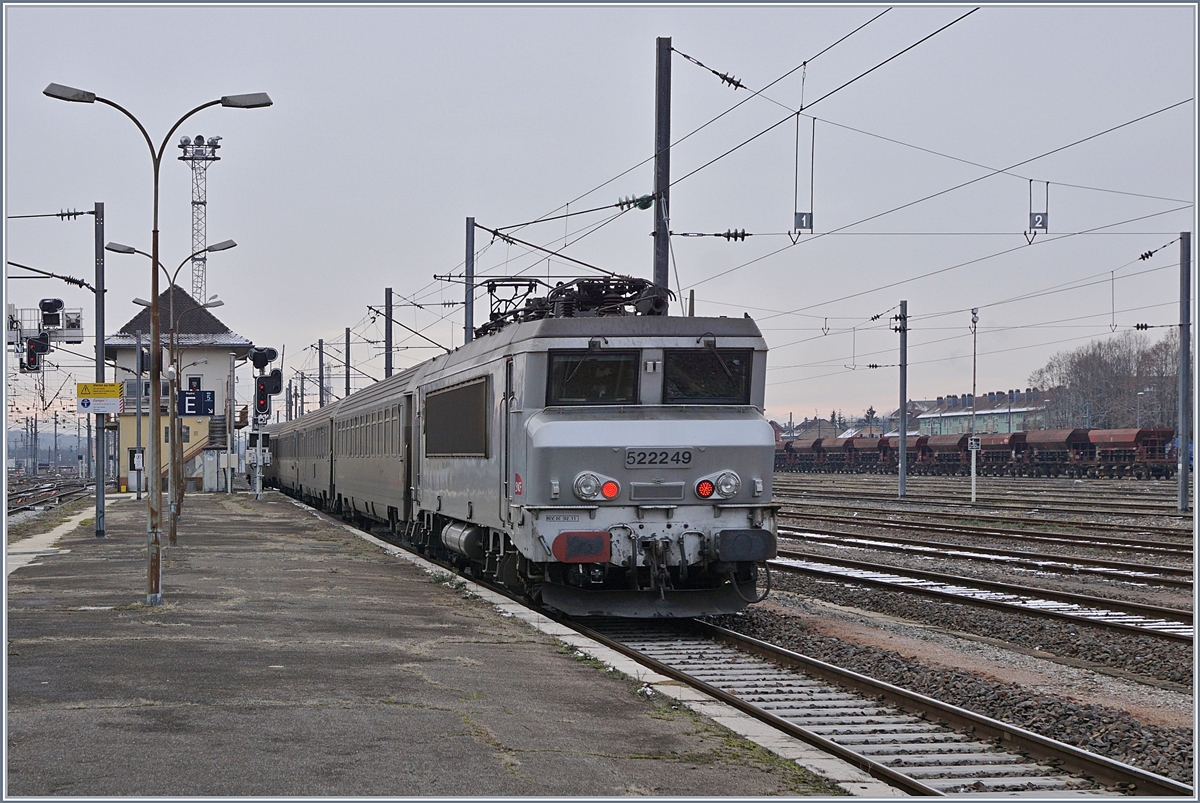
left=840, top=424, right=885, bottom=439
left=795, top=418, right=841, bottom=439
left=915, top=388, right=1048, bottom=435
left=884, top=399, right=938, bottom=437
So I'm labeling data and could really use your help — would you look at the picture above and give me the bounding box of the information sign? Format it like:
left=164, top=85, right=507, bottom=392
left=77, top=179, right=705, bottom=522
left=77, top=382, right=122, bottom=399
left=177, top=390, right=216, bottom=416
left=968, top=436, right=981, bottom=451
left=77, top=397, right=120, bottom=414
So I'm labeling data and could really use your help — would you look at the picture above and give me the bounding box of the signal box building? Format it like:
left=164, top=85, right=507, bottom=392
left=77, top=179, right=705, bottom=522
left=104, top=286, right=252, bottom=492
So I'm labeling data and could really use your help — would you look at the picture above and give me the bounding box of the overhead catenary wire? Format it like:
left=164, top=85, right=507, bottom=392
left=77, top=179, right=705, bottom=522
left=767, top=305, right=1179, bottom=387
left=719, top=82, right=1191, bottom=207
left=745, top=202, right=1191, bottom=327
left=688, top=98, right=1192, bottom=300
left=400, top=10, right=894, bottom=329
left=667, top=9, right=980, bottom=195
left=771, top=299, right=1178, bottom=372
left=769, top=245, right=1178, bottom=354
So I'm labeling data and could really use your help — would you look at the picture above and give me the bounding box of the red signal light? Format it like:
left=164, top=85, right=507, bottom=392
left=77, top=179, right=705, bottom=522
left=696, top=479, right=715, bottom=499
left=600, top=480, right=620, bottom=499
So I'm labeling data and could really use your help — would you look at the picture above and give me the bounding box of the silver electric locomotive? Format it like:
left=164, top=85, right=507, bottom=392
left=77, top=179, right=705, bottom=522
left=264, top=278, right=777, bottom=617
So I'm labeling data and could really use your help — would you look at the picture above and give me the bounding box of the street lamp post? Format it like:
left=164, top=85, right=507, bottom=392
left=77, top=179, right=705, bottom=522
left=120, top=241, right=233, bottom=546
left=47, top=83, right=269, bottom=605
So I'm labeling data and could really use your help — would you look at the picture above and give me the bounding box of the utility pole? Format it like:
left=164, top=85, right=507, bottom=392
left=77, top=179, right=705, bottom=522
left=653, top=36, right=671, bottom=297
left=93, top=201, right=106, bottom=537
left=135, top=330, right=144, bottom=500
left=318, top=339, right=325, bottom=408
left=227, top=351, right=236, bottom=494
left=465, top=218, right=475, bottom=343
left=286, top=380, right=292, bottom=422
left=971, top=308, right=979, bottom=504
left=345, top=327, right=351, bottom=399
left=299, top=372, right=306, bottom=417
left=1178, top=231, right=1191, bottom=512
left=254, top=363, right=264, bottom=501
left=896, top=301, right=908, bottom=499
left=53, top=411, right=59, bottom=470
left=384, top=287, right=393, bottom=378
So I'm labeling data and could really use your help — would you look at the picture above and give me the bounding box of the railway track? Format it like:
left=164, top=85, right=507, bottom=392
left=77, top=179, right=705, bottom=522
left=773, top=477, right=1192, bottom=518
left=770, top=551, right=1193, bottom=641
left=580, top=618, right=1192, bottom=796
left=291, top=494, right=1193, bottom=793
left=779, top=508, right=1192, bottom=555
left=775, top=486, right=1190, bottom=519
left=7, top=480, right=93, bottom=516
left=778, top=527, right=1193, bottom=588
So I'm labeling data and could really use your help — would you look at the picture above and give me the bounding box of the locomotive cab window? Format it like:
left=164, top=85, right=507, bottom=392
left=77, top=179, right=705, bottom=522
left=547, top=350, right=639, bottom=405
left=663, top=348, right=752, bottom=404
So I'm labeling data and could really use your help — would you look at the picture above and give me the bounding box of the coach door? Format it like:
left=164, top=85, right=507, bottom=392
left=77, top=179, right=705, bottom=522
left=402, top=394, right=415, bottom=521
left=502, top=356, right=527, bottom=525
left=501, top=359, right=512, bottom=522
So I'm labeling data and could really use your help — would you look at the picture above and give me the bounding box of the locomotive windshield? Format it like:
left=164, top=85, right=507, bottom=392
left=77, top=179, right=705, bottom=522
left=547, top=350, right=639, bottom=405
left=664, top=348, right=752, bottom=404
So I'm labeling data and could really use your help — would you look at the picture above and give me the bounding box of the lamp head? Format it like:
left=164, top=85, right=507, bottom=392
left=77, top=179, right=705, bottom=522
left=132, top=298, right=152, bottom=308
left=44, top=83, right=95, bottom=103
left=206, top=239, right=237, bottom=252
left=220, top=92, right=272, bottom=109
left=105, top=242, right=137, bottom=255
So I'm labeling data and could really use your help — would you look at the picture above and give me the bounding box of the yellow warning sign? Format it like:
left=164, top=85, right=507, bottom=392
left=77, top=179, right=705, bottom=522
left=77, top=382, right=123, bottom=399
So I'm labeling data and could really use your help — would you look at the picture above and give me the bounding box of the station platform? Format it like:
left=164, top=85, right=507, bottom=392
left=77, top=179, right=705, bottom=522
left=6, top=490, right=886, bottom=797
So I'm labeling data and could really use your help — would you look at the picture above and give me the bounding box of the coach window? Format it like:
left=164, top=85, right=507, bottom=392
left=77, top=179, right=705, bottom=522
left=663, top=348, right=752, bottom=404
left=547, top=350, right=639, bottom=405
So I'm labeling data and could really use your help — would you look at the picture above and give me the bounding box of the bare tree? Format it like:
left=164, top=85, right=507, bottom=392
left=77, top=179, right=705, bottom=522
left=1029, top=331, right=1186, bottom=430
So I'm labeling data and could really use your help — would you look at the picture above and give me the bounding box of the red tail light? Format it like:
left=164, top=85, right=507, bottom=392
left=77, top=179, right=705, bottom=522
left=696, top=479, right=715, bottom=499
left=601, top=480, right=620, bottom=499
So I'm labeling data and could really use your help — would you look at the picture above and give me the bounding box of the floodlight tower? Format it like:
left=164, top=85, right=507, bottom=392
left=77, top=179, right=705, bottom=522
left=178, top=134, right=222, bottom=301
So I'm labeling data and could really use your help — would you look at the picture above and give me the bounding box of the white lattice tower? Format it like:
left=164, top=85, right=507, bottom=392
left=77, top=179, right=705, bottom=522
left=177, top=135, right=222, bottom=301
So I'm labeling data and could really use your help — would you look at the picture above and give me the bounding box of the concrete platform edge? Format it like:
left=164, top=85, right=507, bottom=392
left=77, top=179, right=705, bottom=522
left=309, top=504, right=904, bottom=798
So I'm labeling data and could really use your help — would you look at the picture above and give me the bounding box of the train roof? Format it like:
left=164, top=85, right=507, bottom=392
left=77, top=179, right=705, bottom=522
left=275, top=313, right=767, bottom=427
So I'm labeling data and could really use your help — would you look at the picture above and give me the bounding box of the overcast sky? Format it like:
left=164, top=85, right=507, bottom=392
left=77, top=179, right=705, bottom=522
left=5, top=3, right=1196, bottom=426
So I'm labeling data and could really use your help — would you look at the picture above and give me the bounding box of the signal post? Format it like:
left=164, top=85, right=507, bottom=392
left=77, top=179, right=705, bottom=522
left=248, top=346, right=281, bottom=499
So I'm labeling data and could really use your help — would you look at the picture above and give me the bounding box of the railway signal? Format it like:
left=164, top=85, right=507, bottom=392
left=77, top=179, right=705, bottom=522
left=254, top=368, right=283, bottom=415
left=39, top=298, right=64, bottom=327
left=255, top=376, right=271, bottom=415
left=250, top=346, right=277, bottom=371
left=22, top=332, right=51, bottom=372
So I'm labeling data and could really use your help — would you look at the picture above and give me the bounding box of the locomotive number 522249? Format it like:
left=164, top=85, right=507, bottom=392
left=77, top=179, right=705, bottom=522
left=625, top=448, right=693, bottom=468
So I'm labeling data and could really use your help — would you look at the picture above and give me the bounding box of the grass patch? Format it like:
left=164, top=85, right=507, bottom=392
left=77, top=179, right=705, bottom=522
left=6, top=497, right=94, bottom=544
left=429, top=571, right=467, bottom=591
left=555, top=643, right=609, bottom=671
